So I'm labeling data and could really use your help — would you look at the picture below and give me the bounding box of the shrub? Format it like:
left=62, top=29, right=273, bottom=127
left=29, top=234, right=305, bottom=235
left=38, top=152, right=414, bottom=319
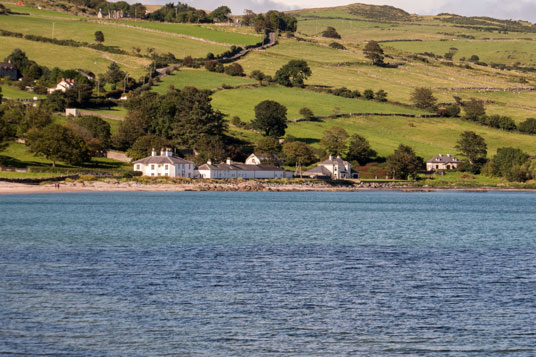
left=363, top=89, right=375, bottom=100
left=321, top=26, right=341, bottom=39
left=224, top=63, right=245, bottom=76
left=329, top=42, right=346, bottom=50
left=518, top=118, right=536, bottom=134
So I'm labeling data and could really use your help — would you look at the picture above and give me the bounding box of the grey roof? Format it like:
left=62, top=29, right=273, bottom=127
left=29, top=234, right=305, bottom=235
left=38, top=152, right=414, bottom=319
left=304, top=166, right=333, bottom=177
left=427, top=154, right=459, bottom=164
left=133, top=155, right=194, bottom=165
left=198, top=162, right=284, bottom=171
left=0, top=62, right=15, bottom=70
left=320, top=157, right=349, bottom=168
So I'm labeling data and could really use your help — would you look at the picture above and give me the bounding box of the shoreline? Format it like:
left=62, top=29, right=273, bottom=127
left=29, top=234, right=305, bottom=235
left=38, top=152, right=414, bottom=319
left=1, top=181, right=535, bottom=195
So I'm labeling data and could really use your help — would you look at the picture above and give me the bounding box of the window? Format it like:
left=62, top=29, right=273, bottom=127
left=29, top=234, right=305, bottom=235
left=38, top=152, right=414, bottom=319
left=158, top=173, right=161, bottom=176
left=165, top=165, right=169, bottom=170
left=135, top=164, right=140, bottom=170
left=151, top=173, right=154, bottom=176
left=151, top=164, right=155, bottom=170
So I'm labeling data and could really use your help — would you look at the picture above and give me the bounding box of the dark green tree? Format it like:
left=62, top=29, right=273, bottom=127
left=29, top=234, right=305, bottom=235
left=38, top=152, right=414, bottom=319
left=126, top=135, right=172, bottom=160
left=488, top=147, right=530, bottom=181
left=282, top=141, right=317, bottom=177
left=411, top=87, right=437, bottom=110
left=321, top=26, right=341, bottom=39
left=363, top=89, right=374, bottom=100
left=375, top=89, right=388, bottom=102
left=518, top=118, right=536, bottom=134
left=274, top=60, right=311, bottom=88
left=74, top=115, right=112, bottom=156
left=347, top=134, right=376, bottom=165
left=250, top=70, right=266, bottom=85
left=463, top=98, right=486, bottom=121
left=386, top=144, right=423, bottom=179
left=455, top=131, right=487, bottom=165
left=255, top=136, right=282, bottom=165
left=224, top=63, right=245, bottom=76
left=320, top=126, right=349, bottom=156
left=299, top=107, right=314, bottom=120
left=363, top=40, right=384, bottom=65
left=210, top=6, right=231, bottom=22
left=252, top=100, right=288, bottom=138
left=26, top=123, right=89, bottom=166
left=105, top=62, right=126, bottom=86
left=94, top=30, right=105, bottom=43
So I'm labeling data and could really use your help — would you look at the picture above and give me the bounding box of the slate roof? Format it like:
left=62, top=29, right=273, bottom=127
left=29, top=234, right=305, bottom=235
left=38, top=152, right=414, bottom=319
left=303, top=166, right=333, bottom=176
left=427, top=154, right=459, bottom=164
left=0, top=62, right=15, bottom=70
left=197, top=163, right=284, bottom=171
left=133, top=155, right=194, bottom=165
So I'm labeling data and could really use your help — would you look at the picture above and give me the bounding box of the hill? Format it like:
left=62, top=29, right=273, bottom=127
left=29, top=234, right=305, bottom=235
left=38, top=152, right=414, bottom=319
left=1, top=2, right=536, bottom=184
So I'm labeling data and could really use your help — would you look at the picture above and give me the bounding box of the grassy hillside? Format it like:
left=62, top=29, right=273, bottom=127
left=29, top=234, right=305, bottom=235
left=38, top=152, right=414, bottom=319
left=2, top=2, right=536, bottom=175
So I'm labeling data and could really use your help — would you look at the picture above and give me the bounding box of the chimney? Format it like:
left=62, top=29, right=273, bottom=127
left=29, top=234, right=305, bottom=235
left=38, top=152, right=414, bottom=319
left=336, top=154, right=341, bottom=159
left=447, top=153, right=451, bottom=157
left=166, top=148, right=173, bottom=157
left=207, top=159, right=212, bottom=165
left=151, top=148, right=157, bottom=156
left=329, top=154, right=333, bottom=160
left=160, top=147, right=165, bottom=156
left=226, top=158, right=232, bottom=165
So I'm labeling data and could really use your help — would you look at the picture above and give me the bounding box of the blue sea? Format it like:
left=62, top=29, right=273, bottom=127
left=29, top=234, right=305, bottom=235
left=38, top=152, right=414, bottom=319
left=1, top=191, right=535, bottom=355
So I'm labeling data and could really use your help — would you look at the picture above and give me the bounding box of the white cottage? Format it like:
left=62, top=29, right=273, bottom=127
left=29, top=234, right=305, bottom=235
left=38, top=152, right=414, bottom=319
left=48, top=78, right=76, bottom=94
left=133, top=148, right=195, bottom=178
left=245, top=153, right=282, bottom=166
left=196, top=158, right=293, bottom=179
left=426, top=154, right=460, bottom=171
left=304, top=154, right=358, bottom=179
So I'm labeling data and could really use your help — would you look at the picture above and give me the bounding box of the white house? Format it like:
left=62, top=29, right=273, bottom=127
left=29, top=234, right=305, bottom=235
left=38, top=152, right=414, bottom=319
left=196, top=158, right=293, bottom=179
left=426, top=154, right=460, bottom=171
left=304, top=154, right=358, bottom=179
left=48, top=78, right=76, bottom=94
left=65, top=108, right=79, bottom=117
left=245, top=153, right=282, bottom=166
left=133, top=148, right=195, bottom=178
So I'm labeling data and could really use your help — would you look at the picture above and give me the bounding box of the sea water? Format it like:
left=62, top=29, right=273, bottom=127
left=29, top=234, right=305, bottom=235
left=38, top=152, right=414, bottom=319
left=0, top=191, right=535, bottom=355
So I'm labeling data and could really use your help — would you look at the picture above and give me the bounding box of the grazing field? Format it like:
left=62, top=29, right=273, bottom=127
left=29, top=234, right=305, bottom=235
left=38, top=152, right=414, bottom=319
left=3, top=4, right=81, bottom=18
left=0, top=15, right=229, bottom=58
left=286, top=115, right=536, bottom=159
left=152, top=69, right=256, bottom=94
left=119, top=20, right=262, bottom=46
left=0, top=36, right=150, bottom=78
left=211, top=86, right=424, bottom=122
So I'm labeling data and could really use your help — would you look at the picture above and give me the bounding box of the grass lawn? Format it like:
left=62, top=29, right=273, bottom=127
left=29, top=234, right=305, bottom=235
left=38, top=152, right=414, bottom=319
left=0, top=84, right=44, bottom=99
left=152, top=69, right=256, bottom=93
left=4, top=4, right=80, bottom=18
left=0, top=171, right=68, bottom=179
left=0, top=142, right=129, bottom=170
left=211, top=85, right=423, bottom=122
left=417, top=171, right=509, bottom=187
left=120, top=20, right=262, bottom=46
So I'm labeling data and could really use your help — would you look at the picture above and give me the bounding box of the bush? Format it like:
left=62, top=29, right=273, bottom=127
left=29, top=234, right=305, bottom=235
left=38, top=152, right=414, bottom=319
left=375, top=89, right=387, bottom=102
left=321, top=26, right=341, bottom=39
left=224, top=63, right=245, bottom=76
left=519, top=118, right=536, bottom=134
left=363, top=89, right=374, bottom=100
left=231, top=116, right=241, bottom=126
left=299, top=107, right=315, bottom=120
left=443, top=104, right=461, bottom=117
left=329, top=42, right=346, bottom=50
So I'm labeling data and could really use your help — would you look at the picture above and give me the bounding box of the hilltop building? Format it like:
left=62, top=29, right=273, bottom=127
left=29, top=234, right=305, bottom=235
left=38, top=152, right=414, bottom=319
left=426, top=154, right=460, bottom=171
left=48, top=78, right=76, bottom=94
left=304, top=154, right=358, bottom=179
left=196, top=158, right=293, bottom=179
left=0, top=62, right=18, bottom=81
left=133, top=148, right=195, bottom=178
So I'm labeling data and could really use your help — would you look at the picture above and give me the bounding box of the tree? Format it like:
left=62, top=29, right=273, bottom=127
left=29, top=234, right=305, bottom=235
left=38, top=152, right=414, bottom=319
left=455, top=131, right=487, bottom=165
left=363, top=40, right=384, bottom=65
left=274, top=60, right=311, bottom=88
left=73, top=115, right=112, bottom=156
left=518, top=118, right=536, bottom=134
left=282, top=141, right=317, bottom=177
left=210, top=6, right=231, bottom=22
left=252, top=100, right=287, bottom=138
left=299, top=107, right=314, bottom=120
left=94, top=30, right=105, bottom=43
left=375, top=89, right=388, bottom=102
left=320, top=126, right=349, bottom=156
left=463, top=98, right=486, bottom=121
left=363, top=89, right=374, bottom=100
left=411, top=87, right=437, bottom=111
left=105, top=62, right=126, bottom=85
left=385, top=144, right=423, bottom=180
left=255, top=137, right=282, bottom=165
left=347, top=134, right=376, bottom=165
left=126, top=135, right=172, bottom=161
left=488, top=147, right=530, bottom=181
left=321, top=26, right=341, bottom=39
left=26, top=123, right=89, bottom=167
left=224, top=63, right=244, bottom=76
left=249, top=70, right=266, bottom=85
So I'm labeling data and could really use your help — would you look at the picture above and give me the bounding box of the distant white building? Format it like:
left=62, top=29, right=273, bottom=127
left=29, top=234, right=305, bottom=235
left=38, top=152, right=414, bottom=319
left=304, top=154, right=358, bottom=179
left=97, top=8, right=103, bottom=18
left=65, top=108, right=79, bottom=117
left=426, top=153, right=460, bottom=171
left=48, top=78, right=76, bottom=94
left=196, top=158, right=293, bottom=179
left=133, top=148, right=195, bottom=178
left=245, top=153, right=282, bottom=166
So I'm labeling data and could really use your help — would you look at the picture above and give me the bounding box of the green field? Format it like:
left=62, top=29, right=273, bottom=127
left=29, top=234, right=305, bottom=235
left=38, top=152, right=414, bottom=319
left=152, top=69, right=256, bottom=93
left=286, top=115, right=536, bottom=159
left=4, top=4, right=81, bottom=18
left=0, top=14, right=228, bottom=58
left=0, top=84, right=44, bottom=99
left=212, top=86, right=424, bottom=122
left=120, top=20, right=262, bottom=46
